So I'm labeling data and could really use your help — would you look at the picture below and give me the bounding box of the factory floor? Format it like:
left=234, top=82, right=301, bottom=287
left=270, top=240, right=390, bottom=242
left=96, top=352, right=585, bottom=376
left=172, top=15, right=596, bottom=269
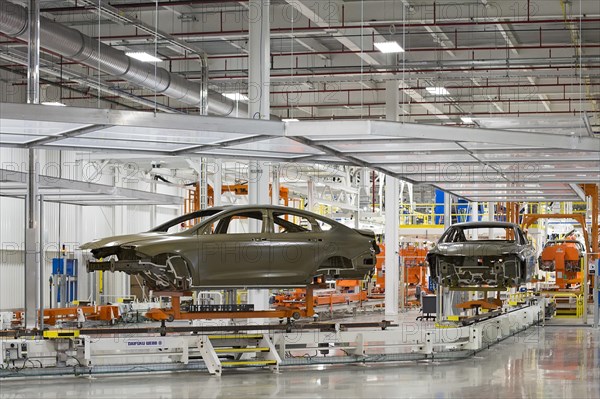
left=1, top=312, right=599, bottom=399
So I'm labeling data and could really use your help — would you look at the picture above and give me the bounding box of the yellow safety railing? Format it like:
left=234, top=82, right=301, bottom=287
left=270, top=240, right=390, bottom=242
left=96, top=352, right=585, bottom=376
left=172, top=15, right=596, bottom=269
left=508, top=291, right=534, bottom=306
left=312, top=201, right=586, bottom=230
left=551, top=293, right=584, bottom=318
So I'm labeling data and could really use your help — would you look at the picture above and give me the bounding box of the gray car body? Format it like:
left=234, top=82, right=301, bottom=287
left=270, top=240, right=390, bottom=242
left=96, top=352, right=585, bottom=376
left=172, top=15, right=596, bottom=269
left=426, top=221, right=536, bottom=288
left=81, top=205, right=378, bottom=290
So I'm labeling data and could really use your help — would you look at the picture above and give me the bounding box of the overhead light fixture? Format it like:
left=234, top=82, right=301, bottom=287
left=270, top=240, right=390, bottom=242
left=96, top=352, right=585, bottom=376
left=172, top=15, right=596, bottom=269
left=223, top=93, right=249, bottom=101
left=125, top=52, right=162, bottom=63
left=374, top=41, right=405, bottom=53
left=41, top=102, right=66, bottom=106
left=426, top=87, right=450, bottom=96
left=461, top=116, right=474, bottom=124
left=282, top=118, right=299, bottom=122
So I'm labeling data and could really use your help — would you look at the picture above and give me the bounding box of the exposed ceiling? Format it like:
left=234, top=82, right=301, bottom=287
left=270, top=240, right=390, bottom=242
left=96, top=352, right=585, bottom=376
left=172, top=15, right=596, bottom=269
left=0, top=0, right=598, bottom=127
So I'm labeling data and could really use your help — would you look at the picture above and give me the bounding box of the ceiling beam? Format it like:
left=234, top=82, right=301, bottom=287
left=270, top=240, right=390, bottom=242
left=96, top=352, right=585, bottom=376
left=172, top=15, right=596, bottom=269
left=0, top=168, right=183, bottom=205
left=286, top=120, right=600, bottom=151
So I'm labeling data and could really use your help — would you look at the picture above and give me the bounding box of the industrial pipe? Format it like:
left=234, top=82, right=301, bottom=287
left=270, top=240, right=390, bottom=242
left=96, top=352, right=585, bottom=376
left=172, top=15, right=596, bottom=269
left=0, top=0, right=246, bottom=116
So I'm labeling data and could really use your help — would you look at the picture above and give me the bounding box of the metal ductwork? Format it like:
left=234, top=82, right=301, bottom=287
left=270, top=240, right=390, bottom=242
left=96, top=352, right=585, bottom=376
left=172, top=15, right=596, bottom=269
left=0, top=0, right=247, bottom=116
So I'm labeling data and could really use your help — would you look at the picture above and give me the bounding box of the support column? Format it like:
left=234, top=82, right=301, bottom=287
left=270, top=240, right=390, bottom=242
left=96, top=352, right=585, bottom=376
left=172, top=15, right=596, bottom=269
left=24, top=0, right=41, bottom=329
left=212, top=159, right=222, bottom=206
left=385, top=80, right=400, bottom=121
left=356, top=167, right=369, bottom=229
left=27, top=0, right=40, bottom=105
left=248, top=160, right=269, bottom=314
left=384, top=79, right=401, bottom=316
left=385, top=175, right=400, bottom=316
left=198, top=159, right=208, bottom=210
left=244, top=0, right=271, bottom=322
left=307, top=178, right=315, bottom=212
left=594, top=259, right=599, bottom=328
left=271, top=165, right=279, bottom=206
left=487, top=202, right=495, bottom=239
left=385, top=176, right=399, bottom=316
left=470, top=202, right=478, bottom=239
left=248, top=0, right=270, bottom=120
left=439, top=192, right=453, bottom=320
left=443, top=193, right=452, bottom=229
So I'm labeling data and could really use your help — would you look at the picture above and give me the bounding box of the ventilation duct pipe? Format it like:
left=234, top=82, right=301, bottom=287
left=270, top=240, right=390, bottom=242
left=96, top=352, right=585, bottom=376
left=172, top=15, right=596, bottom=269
left=0, top=0, right=247, bottom=116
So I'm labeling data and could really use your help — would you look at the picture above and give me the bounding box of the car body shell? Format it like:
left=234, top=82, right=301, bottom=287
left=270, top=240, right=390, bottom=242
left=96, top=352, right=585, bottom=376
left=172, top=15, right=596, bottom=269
left=81, top=205, right=379, bottom=290
left=426, top=221, right=536, bottom=288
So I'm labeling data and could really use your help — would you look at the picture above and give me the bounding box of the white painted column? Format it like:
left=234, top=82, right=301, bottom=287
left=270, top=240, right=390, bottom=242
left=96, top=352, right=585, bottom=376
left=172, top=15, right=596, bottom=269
left=149, top=180, right=157, bottom=228
left=385, top=176, right=400, bottom=316
left=271, top=165, right=280, bottom=205
left=24, top=151, right=40, bottom=328
left=248, top=0, right=270, bottom=119
left=384, top=80, right=401, bottom=316
left=487, top=202, right=495, bottom=239
left=470, top=202, right=478, bottom=239
left=247, top=0, right=271, bottom=316
left=307, top=178, right=315, bottom=212
left=439, top=192, right=453, bottom=320
left=24, top=0, right=41, bottom=328
left=385, top=80, right=400, bottom=121
left=443, top=193, right=452, bottom=229
left=212, top=159, right=222, bottom=206
left=248, top=160, right=269, bottom=313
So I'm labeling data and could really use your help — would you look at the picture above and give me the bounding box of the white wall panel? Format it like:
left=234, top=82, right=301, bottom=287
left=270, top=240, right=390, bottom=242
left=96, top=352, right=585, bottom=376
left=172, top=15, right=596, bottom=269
left=0, top=197, right=24, bottom=245
left=0, top=148, right=188, bottom=308
left=0, top=251, right=24, bottom=310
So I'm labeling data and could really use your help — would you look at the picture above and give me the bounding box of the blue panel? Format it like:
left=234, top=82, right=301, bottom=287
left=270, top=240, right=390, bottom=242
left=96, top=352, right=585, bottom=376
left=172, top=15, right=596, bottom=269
left=52, top=258, right=64, bottom=275
left=66, top=259, right=78, bottom=277
left=434, top=189, right=445, bottom=224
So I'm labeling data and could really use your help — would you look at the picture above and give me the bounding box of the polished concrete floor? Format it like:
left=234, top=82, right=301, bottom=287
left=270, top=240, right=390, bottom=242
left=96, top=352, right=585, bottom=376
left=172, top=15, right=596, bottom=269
left=1, top=325, right=599, bottom=399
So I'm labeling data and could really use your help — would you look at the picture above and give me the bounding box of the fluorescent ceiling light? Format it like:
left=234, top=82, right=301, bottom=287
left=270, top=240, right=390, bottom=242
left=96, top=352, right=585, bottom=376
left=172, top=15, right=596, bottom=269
left=282, top=118, right=299, bottom=122
left=426, top=87, right=450, bottom=95
left=125, top=52, right=162, bottom=63
left=374, top=41, right=405, bottom=53
left=41, top=102, right=66, bottom=106
left=461, top=116, right=474, bottom=124
left=223, top=93, right=248, bottom=101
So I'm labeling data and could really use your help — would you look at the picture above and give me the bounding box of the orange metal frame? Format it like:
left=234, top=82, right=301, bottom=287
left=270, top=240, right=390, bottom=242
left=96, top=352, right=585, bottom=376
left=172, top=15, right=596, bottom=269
left=273, top=284, right=367, bottom=309
left=146, top=286, right=319, bottom=322
left=13, top=305, right=120, bottom=326
left=521, top=214, right=591, bottom=254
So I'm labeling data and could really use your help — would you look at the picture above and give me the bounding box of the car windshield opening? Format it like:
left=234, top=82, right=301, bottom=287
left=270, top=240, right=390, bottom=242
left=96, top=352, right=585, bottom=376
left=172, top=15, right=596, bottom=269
left=443, top=226, right=519, bottom=242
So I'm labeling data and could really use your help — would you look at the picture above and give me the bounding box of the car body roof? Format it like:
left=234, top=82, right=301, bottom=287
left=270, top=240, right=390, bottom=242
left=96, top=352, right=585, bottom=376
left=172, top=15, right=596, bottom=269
left=189, top=204, right=351, bottom=229
left=446, top=221, right=521, bottom=229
